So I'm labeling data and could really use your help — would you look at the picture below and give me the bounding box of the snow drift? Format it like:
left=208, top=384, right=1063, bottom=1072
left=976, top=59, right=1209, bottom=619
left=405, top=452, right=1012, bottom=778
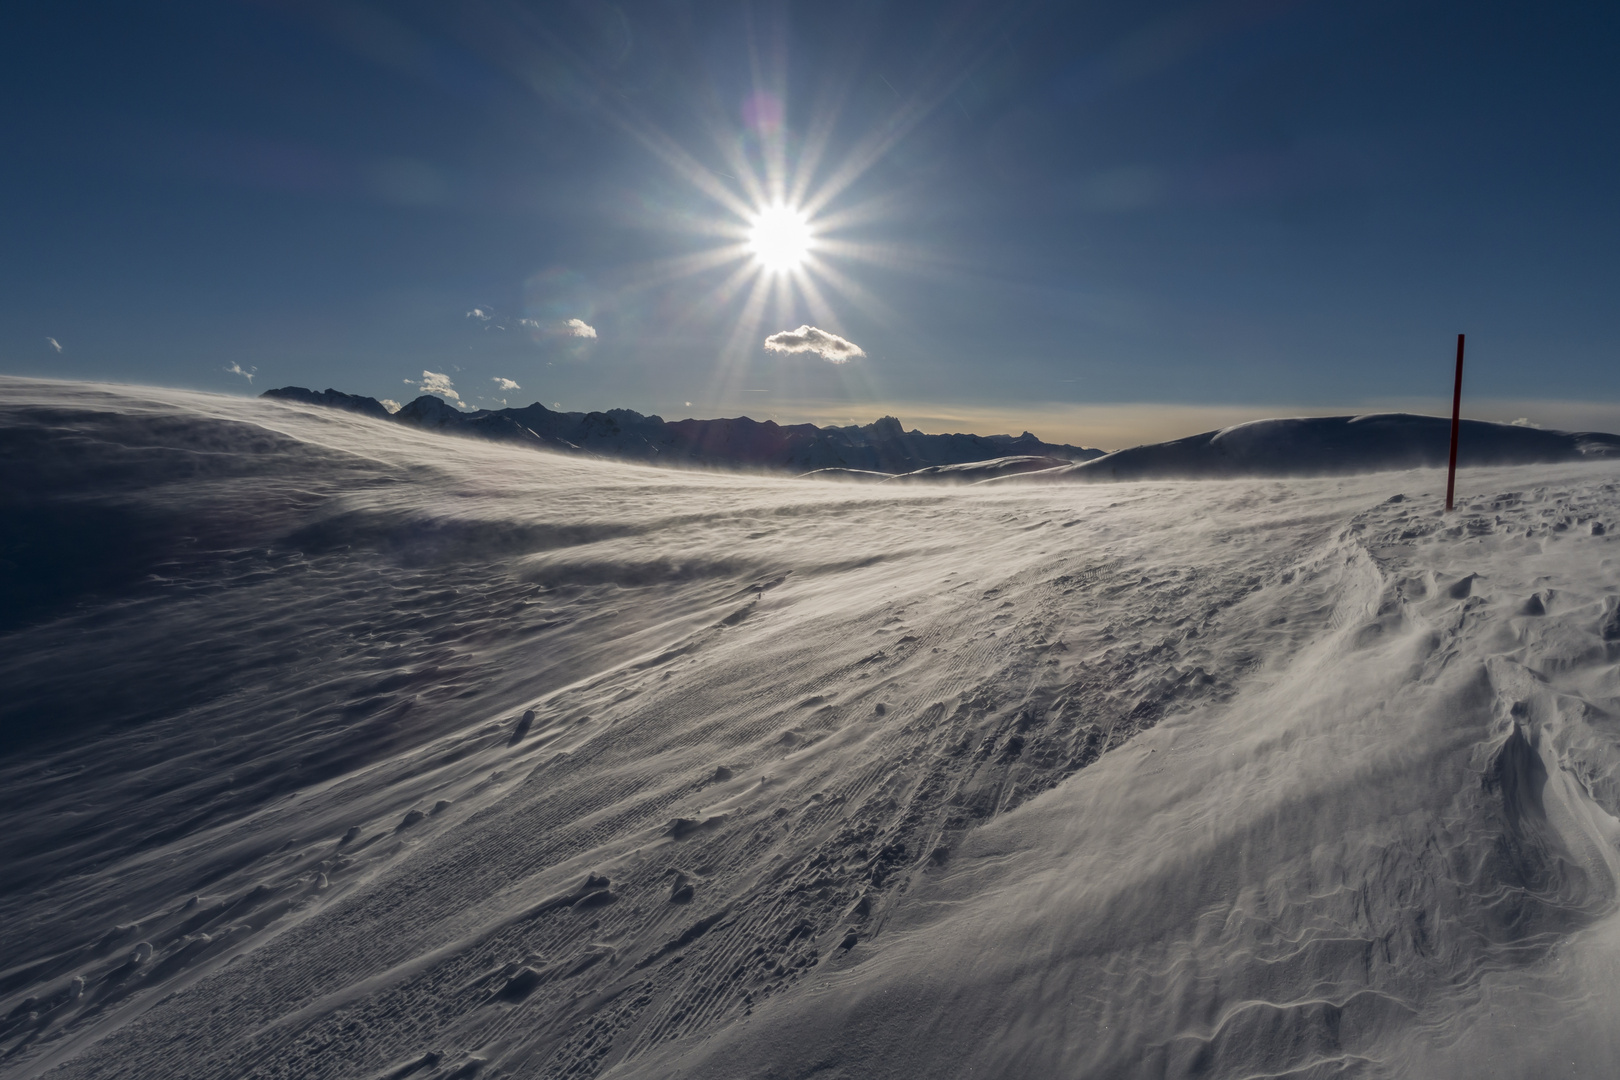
left=5, top=377, right=1620, bottom=1080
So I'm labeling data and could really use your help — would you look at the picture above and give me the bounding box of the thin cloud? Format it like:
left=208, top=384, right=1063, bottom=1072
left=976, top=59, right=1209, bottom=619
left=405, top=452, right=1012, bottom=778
left=517, top=316, right=596, bottom=342
left=492, top=377, right=521, bottom=391
left=466, top=308, right=493, bottom=321
left=764, top=325, right=865, bottom=364
left=225, top=361, right=256, bottom=383
left=414, top=370, right=460, bottom=401
left=46, top=336, right=62, bottom=353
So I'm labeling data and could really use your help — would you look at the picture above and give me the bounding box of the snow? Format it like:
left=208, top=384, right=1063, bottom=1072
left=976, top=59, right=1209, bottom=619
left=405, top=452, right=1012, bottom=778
left=1012, top=413, right=1620, bottom=483
left=882, top=454, right=1076, bottom=483
left=4, top=376, right=1620, bottom=1079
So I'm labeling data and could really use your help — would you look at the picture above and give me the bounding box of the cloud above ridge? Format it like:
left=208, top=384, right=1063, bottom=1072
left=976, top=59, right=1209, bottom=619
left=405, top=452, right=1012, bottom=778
left=410, top=370, right=460, bottom=401
left=225, top=361, right=255, bottom=383
left=492, top=377, right=521, bottom=391
left=763, top=325, right=865, bottom=363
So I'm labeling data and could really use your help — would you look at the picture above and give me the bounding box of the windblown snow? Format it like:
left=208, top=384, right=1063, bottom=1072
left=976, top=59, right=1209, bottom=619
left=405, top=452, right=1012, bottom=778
left=5, top=377, right=1620, bottom=1079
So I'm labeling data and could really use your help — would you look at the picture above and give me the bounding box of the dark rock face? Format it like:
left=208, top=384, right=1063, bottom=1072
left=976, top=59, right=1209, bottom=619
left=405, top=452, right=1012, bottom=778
left=259, top=387, right=392, bottom=421
left=261, top=390, right=1102, bottom=474
left=392, top=394, right=464, bottom=430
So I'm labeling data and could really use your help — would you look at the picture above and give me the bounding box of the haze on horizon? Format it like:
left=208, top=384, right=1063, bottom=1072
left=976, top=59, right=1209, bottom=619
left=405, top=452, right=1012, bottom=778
left=3, top=0, right=1619, bottom=447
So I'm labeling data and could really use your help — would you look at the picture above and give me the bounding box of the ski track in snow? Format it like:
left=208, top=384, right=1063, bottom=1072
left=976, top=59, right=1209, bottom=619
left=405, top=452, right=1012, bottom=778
left=3, top=377, right=1620, bottom=1079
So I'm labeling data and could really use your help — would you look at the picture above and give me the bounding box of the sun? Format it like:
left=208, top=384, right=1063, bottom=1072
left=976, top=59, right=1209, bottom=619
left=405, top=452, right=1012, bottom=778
left=747, top=203, right=812, bottom=273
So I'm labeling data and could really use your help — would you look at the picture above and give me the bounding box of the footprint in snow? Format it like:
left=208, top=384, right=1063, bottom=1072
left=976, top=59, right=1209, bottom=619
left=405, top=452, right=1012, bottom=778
left=669, top=871, right=695, bottom=903
left=667, top=815, right=724, bottom=839
left=508, top=709, right=535, bottom=746
left=396, top=809, right=425, bottom=832
left=496, top=967, right=544, bottom=1003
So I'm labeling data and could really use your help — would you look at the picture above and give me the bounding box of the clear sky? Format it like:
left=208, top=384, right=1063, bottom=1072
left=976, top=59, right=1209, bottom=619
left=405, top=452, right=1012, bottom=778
left=4, top=0, right=1618, bottom=447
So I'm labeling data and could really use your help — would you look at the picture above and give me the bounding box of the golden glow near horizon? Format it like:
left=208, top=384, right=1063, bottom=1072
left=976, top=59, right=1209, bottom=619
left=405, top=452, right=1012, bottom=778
left=747, top=204, right=813, bottom=273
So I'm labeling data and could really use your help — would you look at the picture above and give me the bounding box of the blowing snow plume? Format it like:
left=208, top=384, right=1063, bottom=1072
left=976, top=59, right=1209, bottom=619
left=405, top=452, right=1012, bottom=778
left=8, top=376, right=1620, bottom=1079
left=763, top=325, right=864, bottom=362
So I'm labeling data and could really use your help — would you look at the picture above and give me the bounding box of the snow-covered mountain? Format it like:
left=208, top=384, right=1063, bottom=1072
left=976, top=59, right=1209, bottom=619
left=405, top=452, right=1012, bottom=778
left=1008, top=413, right=1620, bottom=483
left=6, top=376, right=1620, bottom=1079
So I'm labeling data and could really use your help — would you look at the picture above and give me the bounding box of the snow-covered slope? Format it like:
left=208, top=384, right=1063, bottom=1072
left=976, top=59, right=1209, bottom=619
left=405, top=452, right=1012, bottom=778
left=5, top=377, right=1620, bottom=1080
left=1008, top=413, right=1620, bottom=484
left=881, top=454, right=1075, bottom=483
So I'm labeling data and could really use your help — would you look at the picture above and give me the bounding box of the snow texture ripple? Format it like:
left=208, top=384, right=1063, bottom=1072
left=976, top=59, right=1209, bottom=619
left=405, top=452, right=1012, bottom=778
left=3, top=377, right=1620, bottom=1079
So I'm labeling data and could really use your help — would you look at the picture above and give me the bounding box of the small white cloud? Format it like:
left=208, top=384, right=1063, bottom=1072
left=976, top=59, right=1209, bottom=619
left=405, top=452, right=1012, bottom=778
left=467, top=308, right=493, bottom=321
left=416, top=370, right=461, bottom=401
left=492, top=377, right=521, bottom=391
left=564, top=318, right=597, bottom=338
left=763, top=325, right=865, bottom=363
left=685, top=401, right=692, bottom=407
left=553, top=402, right=563, bottom=410
left=1511, top=417, right=1541, bottom=428
left=46, top=336, right=62, bottom=353
left=225, top=361, right=256, bottom=383
left=380, top=399, right=402, bottom=413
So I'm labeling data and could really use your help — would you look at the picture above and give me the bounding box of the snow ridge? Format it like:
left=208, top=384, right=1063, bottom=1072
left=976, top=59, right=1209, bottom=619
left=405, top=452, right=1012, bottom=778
left=1005, top=412, right=1620, bottom=483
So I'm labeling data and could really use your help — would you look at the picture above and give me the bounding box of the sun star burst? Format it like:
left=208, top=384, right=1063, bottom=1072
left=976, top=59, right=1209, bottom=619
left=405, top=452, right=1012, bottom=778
left=747, top=204, right=813, bottom=273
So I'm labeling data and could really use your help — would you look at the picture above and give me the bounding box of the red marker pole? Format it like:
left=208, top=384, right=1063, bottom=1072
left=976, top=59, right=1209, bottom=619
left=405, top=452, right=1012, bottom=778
left=1445, top=333, right=1465, bottom=512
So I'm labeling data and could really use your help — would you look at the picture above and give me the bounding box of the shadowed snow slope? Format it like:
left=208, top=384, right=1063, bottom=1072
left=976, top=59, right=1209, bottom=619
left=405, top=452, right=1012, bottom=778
left=1003, top=413, right=1620, bottom=484
left=5, top=377, right=1620, bottom=1079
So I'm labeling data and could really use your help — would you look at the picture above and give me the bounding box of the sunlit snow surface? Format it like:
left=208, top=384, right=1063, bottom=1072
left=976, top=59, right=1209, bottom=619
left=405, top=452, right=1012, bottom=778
left=5, top=378, right=1620, bottom=1080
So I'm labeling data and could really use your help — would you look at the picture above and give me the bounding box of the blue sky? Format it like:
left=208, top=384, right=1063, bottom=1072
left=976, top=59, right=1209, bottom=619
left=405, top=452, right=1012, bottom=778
left=4, top=0, right=1618, bottom=446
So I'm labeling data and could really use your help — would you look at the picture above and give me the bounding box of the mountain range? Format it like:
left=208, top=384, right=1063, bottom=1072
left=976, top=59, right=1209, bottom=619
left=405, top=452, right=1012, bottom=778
left=259, top=386, right=1104, bottom=474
